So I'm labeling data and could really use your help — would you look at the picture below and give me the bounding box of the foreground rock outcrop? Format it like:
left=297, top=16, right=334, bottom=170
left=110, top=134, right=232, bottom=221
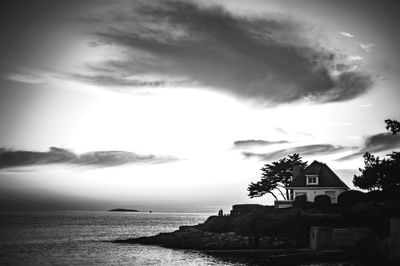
left=116, top=226, right=249, bottom=249
left=115, top=224, right=305, bottom=250
left=114, top=208, right=311, bottom=250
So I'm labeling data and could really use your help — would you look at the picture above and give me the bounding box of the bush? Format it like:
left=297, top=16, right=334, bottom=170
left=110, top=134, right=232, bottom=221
left=383, top=186, right=400, bottom=201
left=293, top=194, right=313, bottom=208
left=338, top=190, right=366, bottom=206
left=365, top=190, right=385, bottom=202
left=314, top=195, right=331, bottom=208
left=365, top=187, right=400, bottom=202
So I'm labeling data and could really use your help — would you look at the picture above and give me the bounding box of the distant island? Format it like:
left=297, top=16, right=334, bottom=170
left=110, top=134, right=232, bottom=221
left=108, top=208, right=139, bottom=212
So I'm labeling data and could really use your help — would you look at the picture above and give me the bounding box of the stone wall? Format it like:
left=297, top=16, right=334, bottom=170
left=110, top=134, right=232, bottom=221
left=389, top=219, right=400, bottom=261
left=376, top=218, right=400, bottom=262
left=310, top=226, right=373, bottom=250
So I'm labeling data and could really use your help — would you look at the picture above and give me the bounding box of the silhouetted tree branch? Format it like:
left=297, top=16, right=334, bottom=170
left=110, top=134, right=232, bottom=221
left=248, top=153, right=308, bottom=201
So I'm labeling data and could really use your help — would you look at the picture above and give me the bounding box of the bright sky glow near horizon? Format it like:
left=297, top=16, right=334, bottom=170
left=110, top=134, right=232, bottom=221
left=1, top=0, right=400, bottom=212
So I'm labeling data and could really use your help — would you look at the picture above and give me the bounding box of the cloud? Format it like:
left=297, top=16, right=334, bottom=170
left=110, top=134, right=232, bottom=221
left=338, top=31, right=354, bottom=38
left=347, top=55, right=363, bottom=61
left=79, top=0, right=373, bottom=104
left=358, top=132, right=400, bottom=153
left=358, top=42, right=374, bottom=52
left=242, top=144, right=349, bottom=161
left=334, top=63, right=352, bottom=72
left=356, top=104, right=372, bottom=108
left=71, top=73, right=169, bottom=88
left=337, top=133, right=400, bottom=161
left=233, top=139, right=288, bottom=148
left=4, top=70, right=46, bottom=84
left=0, top=147, right=178, bottom=169
left=274, top=127, right=288, bottom=135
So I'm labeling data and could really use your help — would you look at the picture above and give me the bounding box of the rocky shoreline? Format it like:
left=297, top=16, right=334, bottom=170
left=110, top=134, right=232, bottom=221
left=115, top=224, right=305, bottom=250
left=113, top=223, right=388, bottom=265
left=114, top=203, right=400, bottom=264
left=113, top=209, right=311, bottom=250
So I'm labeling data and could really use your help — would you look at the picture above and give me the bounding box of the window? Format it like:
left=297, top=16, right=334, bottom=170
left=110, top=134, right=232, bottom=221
left=294, top=192, right=307, bottom=201
left=306, top=175, right=318, bottom=185
left=295, top=192, right=306, bottom=197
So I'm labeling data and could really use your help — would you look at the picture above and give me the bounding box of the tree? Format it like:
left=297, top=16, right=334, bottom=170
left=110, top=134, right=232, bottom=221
left=353, top=119, right=400, bottom=191
left=385, top=119, right=400, bottom=135
left=248, top=153, right=308, bottom=200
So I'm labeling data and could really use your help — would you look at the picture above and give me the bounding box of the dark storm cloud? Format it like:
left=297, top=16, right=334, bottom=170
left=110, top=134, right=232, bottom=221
left=82, top=0, right=373, bottom=103
left=243, top=144, right=349, bottom=161
left=233, top=139, right=288, bottom=148
left=337, top=133, right=400, bottom=161
left=0, top=147, right=177, bottom=169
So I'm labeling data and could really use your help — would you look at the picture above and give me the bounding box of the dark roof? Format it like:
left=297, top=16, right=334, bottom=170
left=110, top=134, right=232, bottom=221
left=286, top=160, right=349, bottom=188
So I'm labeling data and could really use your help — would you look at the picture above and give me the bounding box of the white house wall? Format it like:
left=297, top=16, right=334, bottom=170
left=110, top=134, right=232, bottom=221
left=292, top=188, right=347, bottom=203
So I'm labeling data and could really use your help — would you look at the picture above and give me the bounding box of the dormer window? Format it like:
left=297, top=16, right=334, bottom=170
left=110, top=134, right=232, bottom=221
left=306, top=175, right=318, bottom=185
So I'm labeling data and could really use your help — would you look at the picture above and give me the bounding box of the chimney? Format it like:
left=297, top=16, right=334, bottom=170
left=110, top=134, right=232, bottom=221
left=293, top=165, right=300, bottom=180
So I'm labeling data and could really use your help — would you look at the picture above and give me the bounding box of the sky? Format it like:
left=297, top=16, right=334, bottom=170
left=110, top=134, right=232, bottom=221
left=1, top=0, right=400, bottom=212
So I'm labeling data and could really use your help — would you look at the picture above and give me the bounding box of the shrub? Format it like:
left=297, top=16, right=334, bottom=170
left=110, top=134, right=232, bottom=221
left=365, top=187, right=400, bottom=202
left=314, top=195, right=331, bottom=208
left=338, top=190, right=366, bottom=206
left=383, top=186, right=400, bottom=201
left=293, top=194, right=313, bottom=208
left=365, top=190, right=385, bottom=202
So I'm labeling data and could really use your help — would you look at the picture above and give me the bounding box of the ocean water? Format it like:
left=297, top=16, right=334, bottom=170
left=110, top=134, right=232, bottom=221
left=0, top=211, right=241, bottom=266
left=0, top=211, right=371, bottom=265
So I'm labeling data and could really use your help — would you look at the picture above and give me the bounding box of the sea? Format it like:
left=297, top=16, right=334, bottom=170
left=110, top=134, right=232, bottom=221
left=0, top=211, right=370, bottom=266
left=0, top=211, right=236, bottom=266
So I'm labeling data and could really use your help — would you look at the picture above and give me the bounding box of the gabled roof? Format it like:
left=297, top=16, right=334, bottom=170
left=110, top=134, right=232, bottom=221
left=286, top=160, right=349, bottom=189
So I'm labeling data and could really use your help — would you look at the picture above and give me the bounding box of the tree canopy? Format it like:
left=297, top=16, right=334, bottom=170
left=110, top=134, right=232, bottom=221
left=353, top=119, right=400, bottom=191
left=248, top=153, right=307, bottom=200
left=385, top=119, right=400, bottom=135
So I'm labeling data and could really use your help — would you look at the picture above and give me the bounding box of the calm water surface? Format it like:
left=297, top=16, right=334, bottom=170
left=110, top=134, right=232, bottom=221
left=0, top=211, right=240, bottom=265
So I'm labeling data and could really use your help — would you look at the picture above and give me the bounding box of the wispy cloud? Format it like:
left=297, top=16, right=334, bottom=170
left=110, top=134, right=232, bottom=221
left=0, top=147, right=178, bottom=169
left=77, top=1, right=373, bottom=104
left=4, top=70, right=46, bottom=84
left=274, top=127, right=313, bottom=138
left=242, top=144, right=350, bottom=161
left=338, top=31, right=354, bottom=38
left=337, top=133, right=400, bottom=161
left=274, top=128, right=287, bottom=135
left=347, top=55, right=363, bottom=61
left=233, top=139, right=288, bottom=148
left=358, top=42, right=374, bottom=52
left=356, top=104, right=372, bottom=108
left=71, top=73, right=170, bottom=88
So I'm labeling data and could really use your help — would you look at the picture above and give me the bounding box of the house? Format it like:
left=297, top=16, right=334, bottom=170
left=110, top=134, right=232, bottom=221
left=286, top=160, right=349, bottom=203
